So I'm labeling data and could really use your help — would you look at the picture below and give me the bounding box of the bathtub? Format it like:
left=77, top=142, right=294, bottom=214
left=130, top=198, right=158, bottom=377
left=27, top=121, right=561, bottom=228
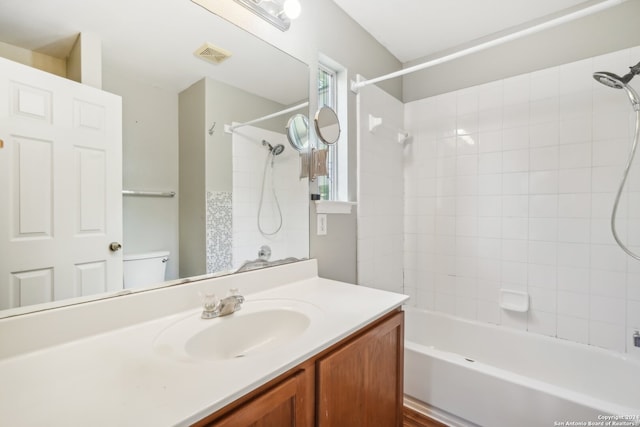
left=403, top=307, right=640, bottom=427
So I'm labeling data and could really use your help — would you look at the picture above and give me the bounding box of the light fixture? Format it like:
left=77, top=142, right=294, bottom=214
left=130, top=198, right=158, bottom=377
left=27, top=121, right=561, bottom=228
left=233, top=0, right=301, bottom=31
left=283, top=0, right=301, bottom=19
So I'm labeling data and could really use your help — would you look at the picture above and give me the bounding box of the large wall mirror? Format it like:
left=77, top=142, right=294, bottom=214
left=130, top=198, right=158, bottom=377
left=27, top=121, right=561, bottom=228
left=0, top=0, right=310, bottom=317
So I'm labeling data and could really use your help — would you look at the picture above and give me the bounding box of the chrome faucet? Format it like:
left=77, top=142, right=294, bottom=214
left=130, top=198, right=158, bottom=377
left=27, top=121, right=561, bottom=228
left=201, top=288, right=245, bottom=319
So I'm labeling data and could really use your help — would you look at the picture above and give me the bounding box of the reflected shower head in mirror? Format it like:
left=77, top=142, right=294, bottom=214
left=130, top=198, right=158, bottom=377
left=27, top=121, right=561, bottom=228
left=262, top=140, right=285, bottom=156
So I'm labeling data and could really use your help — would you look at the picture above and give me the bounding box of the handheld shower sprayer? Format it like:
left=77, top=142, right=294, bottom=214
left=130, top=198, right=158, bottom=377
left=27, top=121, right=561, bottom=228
left=593, top=60, right=640, bottom=86
left=262, top=139, right=285, bottom=156
left=593, top=60, right=640, bottom=261
left=258, top=139, right=284, bottom=237
left=593, top=60, right=640, bottom=110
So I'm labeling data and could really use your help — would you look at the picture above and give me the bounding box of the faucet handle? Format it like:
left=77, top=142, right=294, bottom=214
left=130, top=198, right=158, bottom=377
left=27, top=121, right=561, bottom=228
left=200, top=292, right=220, bottom=319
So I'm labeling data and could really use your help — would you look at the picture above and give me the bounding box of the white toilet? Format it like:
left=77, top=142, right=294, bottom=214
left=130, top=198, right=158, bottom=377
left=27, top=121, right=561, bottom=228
left=123, top=251, right=170, bottom=289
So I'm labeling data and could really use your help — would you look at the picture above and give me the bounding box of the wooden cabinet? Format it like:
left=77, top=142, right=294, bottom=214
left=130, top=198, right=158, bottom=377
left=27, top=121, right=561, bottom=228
left=194, top=310, right=404, bottom=427
left=193, top=364, right=315, bottom=427
left=203, top=370, right=313, bottom=427
left=317, top=311, right=404, bottom=427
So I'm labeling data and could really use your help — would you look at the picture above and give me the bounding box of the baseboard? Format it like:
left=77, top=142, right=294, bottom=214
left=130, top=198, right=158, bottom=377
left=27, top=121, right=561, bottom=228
left=404, top=396, right=477, bottom=427
left=404, top=404, right=449, bottom=427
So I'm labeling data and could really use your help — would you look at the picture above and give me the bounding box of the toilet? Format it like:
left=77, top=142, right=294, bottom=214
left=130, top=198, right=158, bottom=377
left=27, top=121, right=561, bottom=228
left=123, top=251, right=170, bottom=289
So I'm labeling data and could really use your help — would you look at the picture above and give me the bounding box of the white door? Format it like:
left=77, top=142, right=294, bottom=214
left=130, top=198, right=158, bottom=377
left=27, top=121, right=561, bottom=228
left=0, top=57, right=122, bottom=310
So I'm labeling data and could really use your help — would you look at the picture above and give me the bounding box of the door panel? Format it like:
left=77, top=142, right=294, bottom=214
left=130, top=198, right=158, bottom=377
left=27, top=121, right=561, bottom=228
left=317, top=312, right=404, bottom=427
left=10, top=268, right=53, bottom=307
left=209, top=373, right=306, bottom=427
left=0, top=57, right=122, bottom=310
left=13, top=136, right=53, bottom=237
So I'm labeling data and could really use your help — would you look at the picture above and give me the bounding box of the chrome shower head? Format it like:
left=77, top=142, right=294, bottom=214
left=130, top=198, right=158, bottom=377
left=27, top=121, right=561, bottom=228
left=593, top=71, right=634, bottom=89
left=262, top=139, right=285, bottom=156
left=593, top=71, right=630, bottom=89
left=593, top=61, right=640, bottom=112
left=593, top=61, right=640, bottom=89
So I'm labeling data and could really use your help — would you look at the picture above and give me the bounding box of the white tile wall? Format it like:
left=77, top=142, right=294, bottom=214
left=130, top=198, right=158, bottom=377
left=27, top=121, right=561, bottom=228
left=402, top=45, right=640, bottom=355
left=231, top=126, right=308, bottom=269
left=357, top=79, right=405, bottom=295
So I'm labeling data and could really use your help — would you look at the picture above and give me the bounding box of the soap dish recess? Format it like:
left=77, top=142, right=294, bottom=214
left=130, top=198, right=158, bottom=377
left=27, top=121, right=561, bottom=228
left=499, top=289, right=529, bottom=313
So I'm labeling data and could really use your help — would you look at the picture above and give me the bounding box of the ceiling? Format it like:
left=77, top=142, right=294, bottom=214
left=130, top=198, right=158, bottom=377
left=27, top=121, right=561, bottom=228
left=331, top=0, right=607, bottom=63
left=0, top=0, right=308, bottom=105
left=0, top=0, right=616, bottom=101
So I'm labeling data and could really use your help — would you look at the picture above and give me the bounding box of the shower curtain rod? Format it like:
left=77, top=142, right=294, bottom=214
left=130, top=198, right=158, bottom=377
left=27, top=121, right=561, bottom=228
left=224, top=102, right=309, bottom=134
left=351, top=0, right=627, bottom=92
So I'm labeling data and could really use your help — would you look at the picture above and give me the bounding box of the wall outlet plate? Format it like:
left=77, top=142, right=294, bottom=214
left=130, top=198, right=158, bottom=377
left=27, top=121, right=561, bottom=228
left=317, top=214, right=327, bottom=236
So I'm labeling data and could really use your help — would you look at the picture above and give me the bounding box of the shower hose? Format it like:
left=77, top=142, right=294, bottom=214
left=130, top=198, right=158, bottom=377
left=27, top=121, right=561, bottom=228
left=611, top=107, right=640, bottom=261
left=257, top=151, right=283, bottom=237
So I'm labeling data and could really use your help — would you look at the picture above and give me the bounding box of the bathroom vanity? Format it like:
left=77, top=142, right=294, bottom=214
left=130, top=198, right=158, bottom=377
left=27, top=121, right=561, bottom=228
left=0, top=260, right=407, bottom=426
left=195, top=309, right=403, bottom=426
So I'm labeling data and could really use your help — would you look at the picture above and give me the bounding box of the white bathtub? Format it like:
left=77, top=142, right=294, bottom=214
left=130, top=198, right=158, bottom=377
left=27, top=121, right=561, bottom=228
left=404, top=307, right=640, bottom=427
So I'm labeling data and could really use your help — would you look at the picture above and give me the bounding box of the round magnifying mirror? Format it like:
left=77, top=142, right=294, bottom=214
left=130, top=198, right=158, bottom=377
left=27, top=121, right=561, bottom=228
left=314, top=106, right=340, bottom=145
left=286, top=114, right=309, bottom=152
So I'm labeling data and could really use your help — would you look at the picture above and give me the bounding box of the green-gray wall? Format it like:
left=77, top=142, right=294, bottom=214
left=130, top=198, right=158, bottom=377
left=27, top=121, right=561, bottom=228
left=403, top=1, right=640, bottom=101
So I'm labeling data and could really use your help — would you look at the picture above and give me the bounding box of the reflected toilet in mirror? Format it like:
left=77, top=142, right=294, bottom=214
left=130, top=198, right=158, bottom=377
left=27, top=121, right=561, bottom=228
left=123, top=251, right=170, bottom=289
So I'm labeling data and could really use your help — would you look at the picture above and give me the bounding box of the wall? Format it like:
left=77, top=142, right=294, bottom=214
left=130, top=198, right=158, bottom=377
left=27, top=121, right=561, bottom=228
left=178, top=79, right=207, bottom=278
left=403, top=46, right=640, bottom=355
left=180, top=77, right=298, bottom=275
left=231, top=126, right=309, bottom=268
left=356, top=83, right=405, bottom=295
left=81, top=0, right=398, bottom=285
left=190, top=0, right=640, bottom=284
left=204, top=77, right=292, bottom=193
left=403, top=0, right=640, bottom=101
left=193, top=0, right=404, bottom=283
left=309, top=203, right=358, bottom=282
left=103, top=66, right=180, bottom=281
left=0, top=41, right=66, bottom=78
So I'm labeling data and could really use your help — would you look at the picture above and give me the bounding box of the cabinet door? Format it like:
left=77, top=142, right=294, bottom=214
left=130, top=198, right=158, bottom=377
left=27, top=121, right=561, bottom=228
left=317, top=311, right=404, bottom=427
left=206, top=371, right=310, bottom=427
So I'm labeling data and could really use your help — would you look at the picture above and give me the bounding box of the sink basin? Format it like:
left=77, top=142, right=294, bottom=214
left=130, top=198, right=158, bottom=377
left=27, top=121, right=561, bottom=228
left=154, top=299, right=323, bottom=361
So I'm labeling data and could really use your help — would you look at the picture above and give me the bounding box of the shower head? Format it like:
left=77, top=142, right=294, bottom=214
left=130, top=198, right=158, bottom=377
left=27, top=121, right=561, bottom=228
left=593, top=71, right=632, bottom=89
left=593, top=61, right=640, bottom=112
left=593, top=61, right=640, bottom=89
left=262, top=139, right=285, bottom=155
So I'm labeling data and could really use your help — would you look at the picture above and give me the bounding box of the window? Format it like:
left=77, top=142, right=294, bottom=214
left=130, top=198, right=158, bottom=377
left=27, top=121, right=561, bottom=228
left=317, top=64, right=337, bottom=200
left=316, top=58, right=347, bottom=201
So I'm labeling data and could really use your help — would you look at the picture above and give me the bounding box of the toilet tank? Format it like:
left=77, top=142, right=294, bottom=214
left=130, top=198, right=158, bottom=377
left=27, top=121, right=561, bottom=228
left=123, top=251, right=170, bottom=289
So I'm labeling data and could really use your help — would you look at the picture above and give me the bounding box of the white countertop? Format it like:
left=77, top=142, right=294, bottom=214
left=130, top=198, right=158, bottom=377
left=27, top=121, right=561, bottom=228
left=0, top=261, right=408, bottom=426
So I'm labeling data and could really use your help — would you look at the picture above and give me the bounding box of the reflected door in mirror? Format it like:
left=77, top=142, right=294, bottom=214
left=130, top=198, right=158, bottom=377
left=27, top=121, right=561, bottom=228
left=0, top=57, right=123, bottom=310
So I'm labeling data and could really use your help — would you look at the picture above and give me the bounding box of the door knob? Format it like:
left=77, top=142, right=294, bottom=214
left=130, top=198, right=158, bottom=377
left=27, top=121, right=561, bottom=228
left=109, top=242, right=122, bottom=252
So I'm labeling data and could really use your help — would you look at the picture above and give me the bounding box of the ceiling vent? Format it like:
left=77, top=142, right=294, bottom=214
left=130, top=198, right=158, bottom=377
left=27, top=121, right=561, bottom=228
left=194, top=42, right=232, bottom=64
